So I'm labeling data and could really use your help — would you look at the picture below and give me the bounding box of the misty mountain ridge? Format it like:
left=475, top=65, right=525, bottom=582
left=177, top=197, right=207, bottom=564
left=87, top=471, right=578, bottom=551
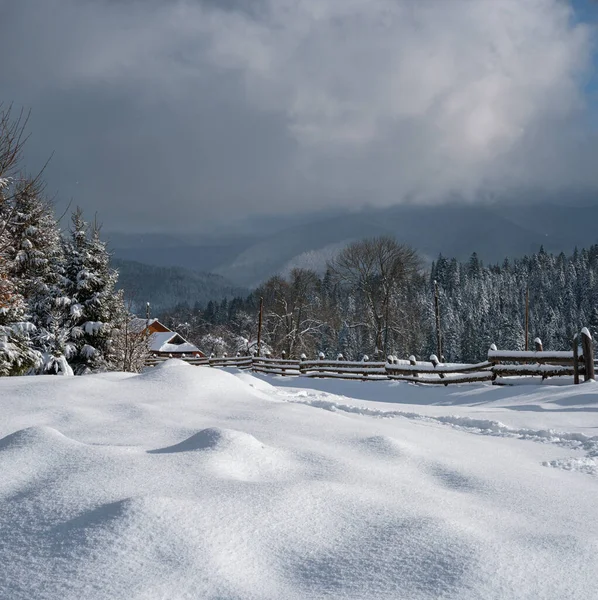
left=111, top=258, right=248, bottom=314
left=109, top=199, right=598, bottom=288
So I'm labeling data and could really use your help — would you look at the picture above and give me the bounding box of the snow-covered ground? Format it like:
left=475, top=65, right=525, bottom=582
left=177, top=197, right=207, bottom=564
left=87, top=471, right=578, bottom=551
left=1, top=362, right=597, bottom=599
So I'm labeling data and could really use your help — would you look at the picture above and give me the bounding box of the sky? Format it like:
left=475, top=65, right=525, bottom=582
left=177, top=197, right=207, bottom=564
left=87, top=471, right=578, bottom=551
left=1, top=0, right=597, bottom=233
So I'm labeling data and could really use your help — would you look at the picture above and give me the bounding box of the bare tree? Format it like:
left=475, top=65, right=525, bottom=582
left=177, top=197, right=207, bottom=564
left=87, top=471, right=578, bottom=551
left=259, top=268, right=325, bottom=357
left=330, top=236, right=420, bottom=359
left=111, top=307, right=152, bottom=372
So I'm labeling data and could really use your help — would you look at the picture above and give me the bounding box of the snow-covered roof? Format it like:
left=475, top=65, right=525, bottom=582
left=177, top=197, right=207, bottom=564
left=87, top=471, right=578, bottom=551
left=149, top=331, right=200, bottom=354
left=129, top=317, right=161, bottom=334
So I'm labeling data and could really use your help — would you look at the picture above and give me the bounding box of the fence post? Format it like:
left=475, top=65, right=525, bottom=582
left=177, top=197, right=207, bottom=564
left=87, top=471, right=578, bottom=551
left=581, top=328, right=595, bottom=382
left=534, top=338, right=543, bottom=352
left=573, top=333, right=579, bottom=385
left=430, top=354, right=446, bottom=384
left=300, top=353, right=307, bottom=374
left=489, top=344, right=497, bottom=381
left=361, top=355, right=369, bottom=381
left=281, top=350, right=286, bottom=374
left=409, top=355, right=418, bottom=379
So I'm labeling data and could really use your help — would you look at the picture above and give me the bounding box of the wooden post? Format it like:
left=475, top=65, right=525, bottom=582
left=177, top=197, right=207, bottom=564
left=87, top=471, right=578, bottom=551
left=581, top=327, right=595, bottom=382
left=409, top=355, right=418, bottom=379
left=534, top=337, right=543, bottom=352
left=430, top=353, right=446, bottom=382
left=489, top=344, right=497, bottom=382
left=434, top=280, right=442, bottom=361
left=256, top=296, right=264, bottom=358
left=524, top=286, right=529, bottom=351
left=573, top=333, right=579, bottom=385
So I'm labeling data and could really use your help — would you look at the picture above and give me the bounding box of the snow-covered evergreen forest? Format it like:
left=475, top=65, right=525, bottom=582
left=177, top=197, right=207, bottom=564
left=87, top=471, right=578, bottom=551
left=0, top=106, right=129, bottom=376
left=162, top=242, right=598, bottom=363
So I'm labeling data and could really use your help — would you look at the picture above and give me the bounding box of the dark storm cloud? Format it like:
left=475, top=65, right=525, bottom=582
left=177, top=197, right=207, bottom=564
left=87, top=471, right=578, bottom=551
left=1, top=0, right=596, bottom=231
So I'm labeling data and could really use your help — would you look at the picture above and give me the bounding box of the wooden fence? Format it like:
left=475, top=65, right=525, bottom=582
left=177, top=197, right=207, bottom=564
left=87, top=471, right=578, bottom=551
left=145, top=329, right=595, bottom=386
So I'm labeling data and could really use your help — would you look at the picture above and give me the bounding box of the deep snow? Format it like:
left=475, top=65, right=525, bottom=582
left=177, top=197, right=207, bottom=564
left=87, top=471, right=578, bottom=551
left=1, top=361, right=597, bottom=599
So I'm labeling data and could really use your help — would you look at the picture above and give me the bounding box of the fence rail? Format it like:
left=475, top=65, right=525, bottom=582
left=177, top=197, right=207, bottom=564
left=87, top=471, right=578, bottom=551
left=145, top=329, right=594, bottom=386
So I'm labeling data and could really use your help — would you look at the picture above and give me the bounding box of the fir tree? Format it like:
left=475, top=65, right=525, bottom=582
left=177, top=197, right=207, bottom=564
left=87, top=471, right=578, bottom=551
left=63, top=209, right=127, bottom=374
left=3, top=180, right=70, bottom=372
left=0, top=172, right=41, bottom=375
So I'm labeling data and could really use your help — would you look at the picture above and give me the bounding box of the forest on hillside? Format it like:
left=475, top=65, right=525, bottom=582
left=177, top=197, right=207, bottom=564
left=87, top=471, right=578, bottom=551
left=112, top=258, right=247, bottom=313
left=161, top=239, right=598, bottom=363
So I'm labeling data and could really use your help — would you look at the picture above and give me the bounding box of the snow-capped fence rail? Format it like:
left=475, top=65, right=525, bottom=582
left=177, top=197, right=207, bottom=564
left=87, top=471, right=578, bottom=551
left=299, top=359, right=388, bottom=380
left=251, top=357, right=301, bottom=376
left=144, top=329, right=595, bottom=385
left=385, top=360, right=495, bottom=385
left=487, top=330, right=594, bottom=384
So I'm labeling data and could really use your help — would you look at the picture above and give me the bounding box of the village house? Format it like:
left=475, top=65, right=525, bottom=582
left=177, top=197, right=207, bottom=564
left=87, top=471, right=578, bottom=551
left=130, top=318, right=205, bottom=358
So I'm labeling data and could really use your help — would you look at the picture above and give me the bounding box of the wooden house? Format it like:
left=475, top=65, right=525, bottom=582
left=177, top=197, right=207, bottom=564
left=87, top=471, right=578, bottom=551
left=130, top=318, right=205, bottom=358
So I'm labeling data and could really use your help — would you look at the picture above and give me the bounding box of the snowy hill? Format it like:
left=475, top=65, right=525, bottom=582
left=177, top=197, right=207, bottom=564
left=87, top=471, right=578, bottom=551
left=109, top=199, right=598, bottom=287
left=2, top=363, right=598, bottom=599
left=112, top=258, right=248, bottom=312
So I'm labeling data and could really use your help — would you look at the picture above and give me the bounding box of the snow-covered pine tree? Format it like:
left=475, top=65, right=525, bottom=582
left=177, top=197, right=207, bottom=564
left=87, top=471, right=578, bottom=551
left=3, top=179, right=71, bottom=373
left=0, top=179, right=41, bottom=375
left=63, top=208, right=127, bottom=374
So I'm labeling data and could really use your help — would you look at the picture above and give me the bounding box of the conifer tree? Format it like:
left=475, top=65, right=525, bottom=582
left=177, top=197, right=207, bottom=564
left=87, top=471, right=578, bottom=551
left=3, top=180, right=71, bottom=372
left=0, top=110, right=42, bottom=375
left=63, top=209, right=127, bottom=374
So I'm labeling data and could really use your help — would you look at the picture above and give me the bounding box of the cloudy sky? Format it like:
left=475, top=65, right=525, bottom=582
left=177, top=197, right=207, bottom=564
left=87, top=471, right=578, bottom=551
left=1, top=0, right=597, bottom=232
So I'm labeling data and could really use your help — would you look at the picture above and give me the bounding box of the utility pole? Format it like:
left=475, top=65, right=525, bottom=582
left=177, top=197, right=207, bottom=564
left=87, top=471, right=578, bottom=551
left=525, top=286, right=529, bottom=352
left=256, top=297, right=264, bottom=357
left=434, top=280, right=442, bottom=361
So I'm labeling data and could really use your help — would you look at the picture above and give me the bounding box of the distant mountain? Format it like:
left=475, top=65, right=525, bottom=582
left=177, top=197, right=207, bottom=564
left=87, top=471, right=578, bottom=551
left=109, top=198, right=598, bottom=288
left=208, top=202, right=598, bottom=286
left=106, top=232, right=254, bottom=273
left=112, top=258, right=248, bottom=313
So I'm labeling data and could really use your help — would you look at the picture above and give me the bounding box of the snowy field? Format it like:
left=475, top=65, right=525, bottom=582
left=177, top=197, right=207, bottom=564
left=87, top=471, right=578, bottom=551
left=1, top=361, right=598, bottom=599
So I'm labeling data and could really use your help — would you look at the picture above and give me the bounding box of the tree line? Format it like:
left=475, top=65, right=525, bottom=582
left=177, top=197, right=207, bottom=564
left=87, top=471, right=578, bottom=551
left=0, top=105, right=139, bottom=375
left=162, top=240, right=598, bottom=363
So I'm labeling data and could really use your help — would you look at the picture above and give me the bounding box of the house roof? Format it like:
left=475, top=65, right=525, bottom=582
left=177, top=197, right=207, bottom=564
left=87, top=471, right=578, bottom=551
left=148, top=331, right=200, bottom=354
left=130, top=317, right=161, bottom=334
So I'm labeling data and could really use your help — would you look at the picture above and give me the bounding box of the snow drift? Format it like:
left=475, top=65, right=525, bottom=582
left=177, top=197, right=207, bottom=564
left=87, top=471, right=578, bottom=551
left=1, top=363, right=598, bottom=599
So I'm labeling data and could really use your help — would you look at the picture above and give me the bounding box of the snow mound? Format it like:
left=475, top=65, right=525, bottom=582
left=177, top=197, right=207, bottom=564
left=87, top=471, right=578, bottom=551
left=426, top=463, right=485, bottom=494
left=149, top=358, right=190, bottom=370
left=283, top=515, right=477, bottom=599
left=148, top=427, right=265, bottom=454
left=149, top=427, right=295, bottom=482
left=234, top=370, right=277, bottom=392
left=56, top=495, right=194, bottom=542
left=0, top=426, right=82, bottom=451
left=356, top=434, right=408, bottom=458
left=38, top=496, right=209, bottom=597
left=137, top=362, right=275, bottom=404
